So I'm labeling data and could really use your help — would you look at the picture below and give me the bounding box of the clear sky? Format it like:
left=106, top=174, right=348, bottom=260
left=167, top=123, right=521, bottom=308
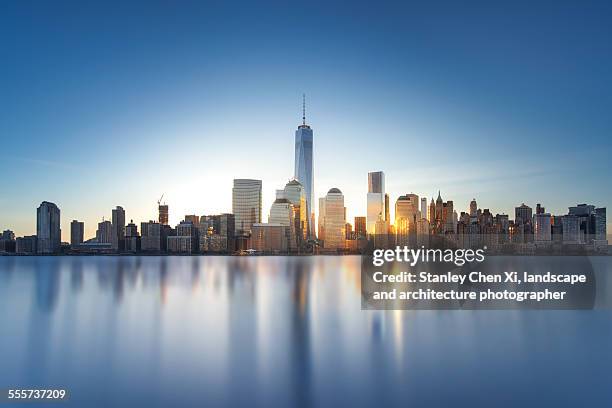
left=1, top=1, right=611, bottom=240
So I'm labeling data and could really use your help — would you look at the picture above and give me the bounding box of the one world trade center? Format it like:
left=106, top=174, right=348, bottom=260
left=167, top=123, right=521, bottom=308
left=294, top=94, right=314, bottom=238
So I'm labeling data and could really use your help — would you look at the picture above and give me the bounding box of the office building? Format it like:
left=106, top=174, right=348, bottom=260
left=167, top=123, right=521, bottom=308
left=111, top=206, right=125, bottom=251
left=322, top=188, right=346, bottom=250
left=294, top=95, right=314, bottom=236
left=269, top=197, right=296, bottom=250
left=232, top=179, right=262, bottom=233
left=167, top=221, right=197, bottom=253
left=141, top=220, right=163, bottom=252
left=534, top=212, right=552, bottom=242
left=251, top=223, right=289, bottom=253
left=159, top=204, right=169, bottom=225
left=367, top=171, right=385, bottom=234
left=283, top=179, right=308, bottom=242
left=70, top=220, right=84, bottom=248
left=0, top=230, right=16, bottom=253
left=354, top=216, right=366, bottom=238
left=36, top=201, right=61, bottom=254
left=125, top=220, right=140, bottom=252
left=16, top=235, right=37, bottom=254
left=96, top=220, right=112, bottom=244
left=421, top=197, right=428, bottom=220
left=515, top=203, right=533, bottom=225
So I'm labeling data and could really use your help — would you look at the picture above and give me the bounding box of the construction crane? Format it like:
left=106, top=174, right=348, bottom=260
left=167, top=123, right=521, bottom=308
left=157, top=193, right=165, bottom=206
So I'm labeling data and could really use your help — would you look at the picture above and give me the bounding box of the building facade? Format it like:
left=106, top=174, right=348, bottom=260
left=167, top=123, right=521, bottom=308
left=36, top=201, right=61, bottom=254
left=232, top=179, right=262, bottom=233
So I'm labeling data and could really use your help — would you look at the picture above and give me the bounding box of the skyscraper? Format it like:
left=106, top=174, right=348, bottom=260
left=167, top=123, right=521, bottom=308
left=354, top=216, right=366, bottom=238
left=96, top=220, right=112, bottom=244
left=36, top=201, right=61, bottom=254
left=294, top=94, right=314, bottom=237
left=70, top=220, right=84, bottom=248
left=111, top=206, right=126, bottom=251
left=282, top=179, right=308, bottom=241
left=158, top=204, right=169, bottom=225
left=395, top=194, right=420, bottom=224
left=322, top=188, right=346, bottom=250
left=469, top=199, right=478, bottom=217
left=232, top=179, right=262, bottom=233
left=420, top=197, right=428, bottom=220
left=515, top=203, right=533, bottom=225
left=366, top=171, right=385, bottom=234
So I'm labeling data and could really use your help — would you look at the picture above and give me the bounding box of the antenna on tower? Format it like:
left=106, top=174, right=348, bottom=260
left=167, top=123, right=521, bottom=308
left=302, top=93, right=306, bottom=126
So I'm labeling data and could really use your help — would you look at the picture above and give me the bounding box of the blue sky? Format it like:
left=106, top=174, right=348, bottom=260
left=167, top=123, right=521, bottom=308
left=1, top=1, right=611, bottom=240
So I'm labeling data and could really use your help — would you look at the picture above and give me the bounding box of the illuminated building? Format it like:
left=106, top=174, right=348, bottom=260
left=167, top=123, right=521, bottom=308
left=367, top=171, right=385, bottom=234
left=322, top=188, right=346, bottom=250
left=232, top=179, right=262, bottom=233
left=294, top=95, right=314, bottom=236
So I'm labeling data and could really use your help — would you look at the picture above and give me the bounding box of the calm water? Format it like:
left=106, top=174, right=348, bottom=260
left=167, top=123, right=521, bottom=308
left=0, top=256, right=611, bottom=408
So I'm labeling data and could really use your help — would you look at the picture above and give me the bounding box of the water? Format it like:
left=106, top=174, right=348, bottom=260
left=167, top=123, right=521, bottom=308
left=0, top=256, right=611, bottom=407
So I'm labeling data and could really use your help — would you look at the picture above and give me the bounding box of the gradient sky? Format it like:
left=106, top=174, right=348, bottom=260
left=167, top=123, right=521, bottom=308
left=1, top=1, right=611, bottom=240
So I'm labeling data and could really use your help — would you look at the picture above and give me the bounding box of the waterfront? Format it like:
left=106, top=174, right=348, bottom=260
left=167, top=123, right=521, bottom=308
left=1, top=256, right=611, bottom=407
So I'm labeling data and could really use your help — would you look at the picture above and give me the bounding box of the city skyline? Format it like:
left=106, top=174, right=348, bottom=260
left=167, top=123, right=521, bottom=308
left=2, top=2, right=612, bottom=240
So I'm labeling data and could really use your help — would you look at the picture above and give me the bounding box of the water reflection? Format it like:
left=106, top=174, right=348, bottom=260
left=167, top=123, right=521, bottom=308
left=0, top=256, right=611, bottom=407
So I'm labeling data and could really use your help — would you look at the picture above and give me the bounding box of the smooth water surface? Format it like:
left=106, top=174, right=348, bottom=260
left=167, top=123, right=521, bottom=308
left=0, top=256, right=611, bottom=407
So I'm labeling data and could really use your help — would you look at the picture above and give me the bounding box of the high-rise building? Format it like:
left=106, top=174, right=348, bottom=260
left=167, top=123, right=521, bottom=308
left=395, top=194, right=419, bottom=245
left=158, top=204, right=169, bottom=225
left=168, top=221, right=197, bottom=253
left=70, top=220, right=84, bottom=248
left=282, top=179, right=308, bottom=243
left=318, top=197, right=326, bottom=241
left=515, top=203, right=532, bottom=225
left=111, top=206, right=126, bottom=251
left=125, top=220, right=140, bottom=252
left=562, top=215, right=581, bottom=243
left=354, top=216, right=366, bottom=238
left=251, top=223, right=289, bottom=253
left=232, top=179, right=262, bottom=233
left=420, top=197, right=428, bottom=220
left=322, top=188, right=346, bottom=250
left=384, top=193, right=390, bottom=224
left=0, top=230, right=16, bottom=253
left=184, top=215, right=200, bottom=225
left=294, top=95, right=314, bottom=237
left=16, top=235, right=37, bottom=254
left=595, top=208, right=607, bottom=243
left=534, top=212, right=552, bottom=242
left=269, top=197, right=296, bottom=250
left=469, top=199, right=478, bottom=217
left=395, top=194, right=420, bottom=224
left=36, top=201, right=61, bottom=254
left=96, top=220, right=112, bottom=244
left=366, top=171, right=385, bottom=234
left=141, top=220, right=162, bottom=252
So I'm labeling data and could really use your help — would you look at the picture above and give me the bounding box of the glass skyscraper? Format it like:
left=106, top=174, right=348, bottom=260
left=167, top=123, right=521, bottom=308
left=294, top=95, right=314, bottom=237
left=366, top=171, right=385, bottom=234
left=232, top=179, right=262, bottom=233
left=36, top=201, right=61, bottom=254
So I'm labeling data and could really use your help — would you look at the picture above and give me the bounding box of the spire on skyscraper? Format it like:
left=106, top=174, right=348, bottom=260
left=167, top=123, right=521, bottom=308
left=302, top=93, right=306, bottom=126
